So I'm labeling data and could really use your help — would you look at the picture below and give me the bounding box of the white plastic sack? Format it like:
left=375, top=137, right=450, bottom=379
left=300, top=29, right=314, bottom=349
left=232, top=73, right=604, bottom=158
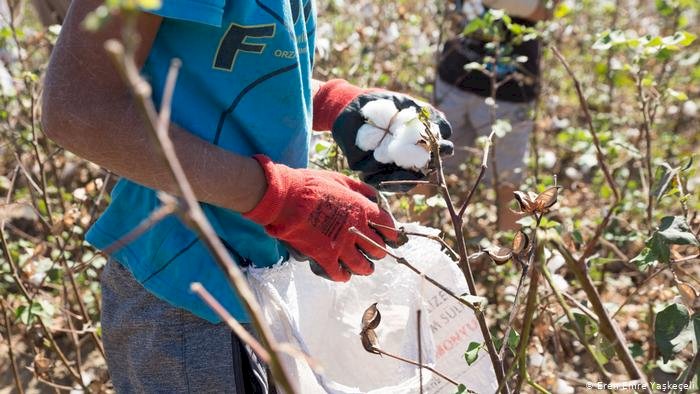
left=248, top=223, right=498, bottom=393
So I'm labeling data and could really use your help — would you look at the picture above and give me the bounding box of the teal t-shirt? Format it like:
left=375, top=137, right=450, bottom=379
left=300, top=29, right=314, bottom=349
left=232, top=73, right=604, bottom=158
left=86, top=0, right=316, bottom=323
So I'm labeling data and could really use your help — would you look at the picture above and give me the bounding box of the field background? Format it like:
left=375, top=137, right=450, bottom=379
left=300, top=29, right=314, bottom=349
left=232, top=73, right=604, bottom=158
left=0, top=0, right=699, bottom=392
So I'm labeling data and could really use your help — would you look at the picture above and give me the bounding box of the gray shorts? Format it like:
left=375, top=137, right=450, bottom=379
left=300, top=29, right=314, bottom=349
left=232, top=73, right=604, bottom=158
left=101, top=260, right=270, bottom=393
left=435, top=77, right=533, bottom=185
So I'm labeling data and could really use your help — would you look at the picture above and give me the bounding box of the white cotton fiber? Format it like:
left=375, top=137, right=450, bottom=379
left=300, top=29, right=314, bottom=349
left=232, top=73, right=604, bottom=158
left=356, top=124, right=387, bottom=151
left=373, top=137, right=394, bottom=163
left=393, top=117, right=425, bottom=145
left=389, top=107, right=419, bottom=134
left=388, top=139, right=431, bottom=169
left=360, top=99, right=398, bottom=129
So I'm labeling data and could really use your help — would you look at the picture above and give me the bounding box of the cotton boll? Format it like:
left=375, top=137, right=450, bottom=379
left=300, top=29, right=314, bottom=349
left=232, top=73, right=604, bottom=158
left=551, top=274, right=569, bottom=291
left=682, top=100, right=697, bottom=117
left=393, top=118, right=425, bottom=145
left=373, top=137, right=394, bottom=164
left=387, top=138, right=431, bottom=169
left=355, top=124, right=387, bottom=151
left=555, top=379, right=574, bottom=394
left=361, top=99, right=398, bottom=129
left=389, top=107, right=419, bottom=134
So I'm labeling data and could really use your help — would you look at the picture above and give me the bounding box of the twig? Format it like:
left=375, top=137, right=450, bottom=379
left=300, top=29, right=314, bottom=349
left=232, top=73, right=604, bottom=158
left=349, top=227, right=479, bottom=313
left=1, top=300, right=24, bottom=394
left=104, top=41, right=296, bottom=393
left=552, top=239, right=652, bottom=393
left=541, top=264, right=612, bottom=385
left=60, top=255, right=106, bottom=359
left=373, top=348, right=461, bottom=387
left=550, top=46, right=620, bottom=204
left=611, top=266, right=666, bottom=319
left=498, top=266, right=527, bottom=360
left=385, top=225, right=459, bottom=261
left=513, top=239, right=543, bottom=393
left=420, top=110, right=508, bottom=388
left=190, top=283, right=270, bottom=363
left=102, top=202, right=177, bottom=255
left=679, top=349, right=699, bottom=394
left=378, top=180, right=438, bottom=187
left=417, top=307, right=423, bottom=394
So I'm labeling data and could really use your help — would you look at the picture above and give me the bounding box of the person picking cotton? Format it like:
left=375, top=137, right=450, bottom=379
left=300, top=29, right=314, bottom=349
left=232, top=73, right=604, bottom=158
left=437, top=0, right=553, bottom=230
left=41, top=1, right=454, bottom=391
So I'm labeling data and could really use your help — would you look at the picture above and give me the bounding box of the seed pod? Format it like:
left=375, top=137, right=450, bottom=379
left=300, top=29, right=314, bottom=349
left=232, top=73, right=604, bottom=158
left=361, top=303, right=382, bottom=331
left=488, top=246, right=512, bottom=265
left=532, top=186, right=561, bottom=212
left=513, top=191, right=534, bottom=213
left=512, top=231, right=530, bottom=255
left=361, top=328, right=380, bottom=354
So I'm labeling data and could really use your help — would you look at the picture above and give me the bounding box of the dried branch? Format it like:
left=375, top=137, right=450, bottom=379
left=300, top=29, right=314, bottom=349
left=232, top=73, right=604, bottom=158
left=1, top=300, right=24, bottom=394
left=420, top=112, right=508, bottom=388
left=104, top=40, right=296, bottom=393
left=550, top=46, right=620, bottom=203
left=349, top=227, right=479, bottom=313
left=190, top=283, right=270, bottom=363
left=373, top=348, right=461, bottom=387
left=552, top=240, right=652, bottom=393
left=541, top=264, right=612, bottom=385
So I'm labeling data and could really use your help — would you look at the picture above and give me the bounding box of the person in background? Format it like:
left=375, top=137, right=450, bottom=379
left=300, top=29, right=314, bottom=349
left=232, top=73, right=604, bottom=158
left=437, top=0, right=552, bottom=230
left=41, top=0, right=452, bottom=391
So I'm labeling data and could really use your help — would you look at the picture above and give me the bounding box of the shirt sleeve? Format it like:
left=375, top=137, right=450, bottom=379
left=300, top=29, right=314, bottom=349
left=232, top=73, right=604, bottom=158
left=144, top=0, right=226, bottom=27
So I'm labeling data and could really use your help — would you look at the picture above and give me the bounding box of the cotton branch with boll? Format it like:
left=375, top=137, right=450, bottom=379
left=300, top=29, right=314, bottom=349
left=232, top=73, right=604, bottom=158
left=356, top=99, right=444, bottom=171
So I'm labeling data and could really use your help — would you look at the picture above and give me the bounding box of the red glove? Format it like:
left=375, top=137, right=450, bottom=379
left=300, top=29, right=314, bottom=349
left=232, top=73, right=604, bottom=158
left=312, top=79, right=370, bottom=132
left=243, top=155, right=398, bottom=282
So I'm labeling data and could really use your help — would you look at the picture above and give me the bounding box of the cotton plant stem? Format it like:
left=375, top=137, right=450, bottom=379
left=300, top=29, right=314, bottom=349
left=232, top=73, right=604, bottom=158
left=550, top=46, right=624, bottom=266
left=636, top=74, right=654, bottom=234
left=373, top=348, right=461, bottom=387
left=0, top=192, right=83, bottom=385
left=190, top=283, right=270, bottom=363
left=550, top=46, right=620, bottom=204
left=349, top=228, right=479, bottom=313
left=679, top=349, right=699, bottom=394
left=541, top=265, right=612, bottom=385
left=0, top=170, right=85, bottom=388
left=104, top=41, right=296, bottom=394
left=417, top=308, right=423, bottom=394
left=498, top=267, right=527, bottom=360
left=524, top=369, right=551, bottom=394
left=1, top=300, right=24, bottom=394
left=59, top=255, right=106, bottom=359
left=102, top=200, right=177, bottom=255
left=370, top=222, right=459, bottom=261
left=421, top=117, right=508, bottom=388
left=510, top=242, right=543, bottom=394
left=552, top=240, right=652, bottom=393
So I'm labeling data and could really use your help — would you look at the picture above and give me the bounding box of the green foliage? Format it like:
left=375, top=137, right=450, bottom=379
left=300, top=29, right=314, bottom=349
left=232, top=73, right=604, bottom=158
left=653, top=303, right=693, bottom=362
left=464, top=341, right=482, bottom=366
left=631, top=216, right=698, bottom=270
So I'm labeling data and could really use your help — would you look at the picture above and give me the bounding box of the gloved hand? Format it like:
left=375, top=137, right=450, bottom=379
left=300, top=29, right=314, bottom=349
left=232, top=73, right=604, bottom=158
left=313, top=79, right=454, bottom=192
left=243, top=155, right=398, bottom=282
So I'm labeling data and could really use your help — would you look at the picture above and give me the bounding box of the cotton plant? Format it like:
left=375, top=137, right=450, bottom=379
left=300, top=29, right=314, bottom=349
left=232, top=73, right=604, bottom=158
left=355, top=99, right=443, bottom=171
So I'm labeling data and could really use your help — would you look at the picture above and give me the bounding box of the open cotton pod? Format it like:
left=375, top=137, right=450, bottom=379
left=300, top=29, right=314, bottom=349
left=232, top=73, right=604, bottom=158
left=355, top=98, right=451, bottom=172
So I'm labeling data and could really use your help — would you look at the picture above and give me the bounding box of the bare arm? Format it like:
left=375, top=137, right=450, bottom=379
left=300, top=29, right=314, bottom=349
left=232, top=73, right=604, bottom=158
left=42, top=0, right=266, bottom=213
